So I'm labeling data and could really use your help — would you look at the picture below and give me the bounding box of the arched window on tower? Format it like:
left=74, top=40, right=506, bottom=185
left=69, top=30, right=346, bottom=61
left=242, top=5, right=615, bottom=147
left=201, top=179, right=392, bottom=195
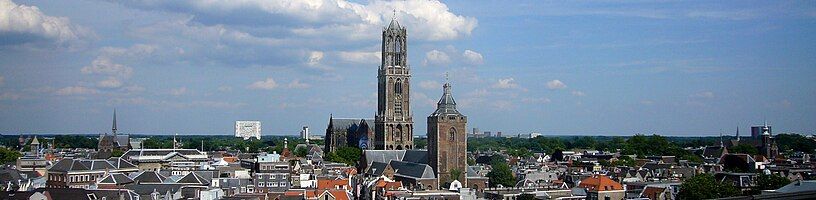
left=449, top=127, right=456, bottom=141
left=395, top=38, right=401, bottom=53
left=395, top=79, right=402, bottom=94
left=394, top=38, right=402, bottom=65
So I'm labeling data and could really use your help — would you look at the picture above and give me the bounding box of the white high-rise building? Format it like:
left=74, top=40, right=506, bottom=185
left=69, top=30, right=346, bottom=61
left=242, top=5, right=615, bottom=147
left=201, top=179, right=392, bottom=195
left=302, top=126, right=310, bottom=144
left=235, top=121, right=261, bottom=140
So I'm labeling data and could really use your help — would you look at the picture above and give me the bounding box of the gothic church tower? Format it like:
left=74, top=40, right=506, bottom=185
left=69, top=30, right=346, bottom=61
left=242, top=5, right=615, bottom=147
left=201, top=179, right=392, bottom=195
left=375, top=19, right=413, bottom=150
left=427, top=80, right=467, bottom=187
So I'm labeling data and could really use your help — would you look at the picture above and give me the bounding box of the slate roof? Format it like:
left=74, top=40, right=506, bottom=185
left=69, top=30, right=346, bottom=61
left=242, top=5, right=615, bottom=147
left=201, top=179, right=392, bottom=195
left=130, top=171, right=166, bottom=184
left=403, top=150, right=429, bottom=164
left=431, top=82, right=462, bottom=116
left=125, top=184, right=182, bottom=196
left=389, top=160, right=435, bottom=179
left=367, top=162, right=388, bottom=176
left=107, top=157, right=137, bottom=169
left=775, top=180, right=816, bottom=193
left=98, top=173, right=134, bottom=185
left=89, top=189, right=139, bottom=200
left=702, top=146, right=725, bottom=158
left=175, top=172, right=209, bottom=185
left=49, top=158, right=138, bottom=173
left=329, top=118, right=374, bottom=133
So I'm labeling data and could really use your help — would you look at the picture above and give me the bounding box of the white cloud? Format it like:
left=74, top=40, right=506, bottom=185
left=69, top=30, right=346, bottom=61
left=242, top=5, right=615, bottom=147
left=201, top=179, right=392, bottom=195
left=307, top=51, right=324, bottom=66
left=248, top=78, right=279, bottom=90
left=122, top=85, right=145, bottom=93
left=0, top=92, right=21, bottom=100
left=97, top=77, right=123, bottom=88
left=337, top=51, right=380, bottom=64
left=115, top=0, right=477, bottom=41
left=169, top=87, right=188, bottom=96
left=81, top=57, right=133, bottom=78
left=0, top=0, right=90, bottom=45
left=691, top=91, right=715, bottom=98
left=286, top=79, right=311, bottom=89
left=493, top=78, right=519, bottom=89
left=467, top=89, right=489, bottom=98
left=217, top=86, right=232, bottom=92
left=419, top=80, right=441, bottom=90
left=462, top=50, right=484, bottom=65
left=571, top=90, right=586, bottom=96
left=55, top=86, right=98, bottom=95
left=545, top=80, right=567, bottom=90
left=423, top=50, right=451, bottom=66
left=99, top=44, right=157, bottom=59
left=522, top=97, right=551, bottom=104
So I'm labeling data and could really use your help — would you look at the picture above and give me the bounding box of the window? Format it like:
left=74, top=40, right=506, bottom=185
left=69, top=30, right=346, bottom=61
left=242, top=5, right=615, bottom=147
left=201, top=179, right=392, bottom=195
left=259, top=182, right=265, bottom=187
left=394, top=79, right=402, bottom=94
left=395, top=39, right=401, bottom=53
left=270, top=182, right=278, bottom=187
left=449, top=127, right=456, bottom=141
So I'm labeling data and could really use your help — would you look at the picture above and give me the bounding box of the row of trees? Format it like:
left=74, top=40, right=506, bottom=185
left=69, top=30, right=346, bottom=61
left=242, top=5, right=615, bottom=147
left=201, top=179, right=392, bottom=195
left=678, top=173, right=791, bottom=199
left=469, top=135, right=705, bottom=162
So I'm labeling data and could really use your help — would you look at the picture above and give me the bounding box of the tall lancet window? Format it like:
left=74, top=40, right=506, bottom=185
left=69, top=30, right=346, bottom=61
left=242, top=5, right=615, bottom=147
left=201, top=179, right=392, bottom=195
left=395, top=79, right=402, bottom=94
left=449, top=127, right=456, bottom=141
left=395, top=38, right=402, bottom=52
left=394, top=38, right=402, bottom=65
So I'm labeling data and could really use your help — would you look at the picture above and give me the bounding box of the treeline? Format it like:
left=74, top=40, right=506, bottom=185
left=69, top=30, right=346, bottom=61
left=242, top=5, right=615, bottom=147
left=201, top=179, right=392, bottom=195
left=468, top=135, right=714, bottom=161
left=140, top=135, right=318, bottom=153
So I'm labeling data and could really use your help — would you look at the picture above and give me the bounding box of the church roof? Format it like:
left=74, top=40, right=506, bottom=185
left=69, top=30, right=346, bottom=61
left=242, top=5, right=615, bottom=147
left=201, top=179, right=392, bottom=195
left=431, top=82, right=461, bottom=116
left=30, top=136, right=39, bottom=145
left=388, top=19, right=401, bottom=30
left=389, top=160, right=435, bottom=179
left=329, top=118, right=374, bottom=133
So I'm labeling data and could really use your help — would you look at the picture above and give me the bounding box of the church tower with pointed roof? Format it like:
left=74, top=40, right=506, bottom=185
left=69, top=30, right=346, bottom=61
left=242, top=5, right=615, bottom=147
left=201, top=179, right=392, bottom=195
left=375, top=18, right=413, bottom=150
left=427, top=80, right=467, bottom=188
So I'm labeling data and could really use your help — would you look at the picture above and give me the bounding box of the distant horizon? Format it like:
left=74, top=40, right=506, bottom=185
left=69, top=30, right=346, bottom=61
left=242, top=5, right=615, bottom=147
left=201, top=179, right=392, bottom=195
left=2, top=131, right=810, bottom=138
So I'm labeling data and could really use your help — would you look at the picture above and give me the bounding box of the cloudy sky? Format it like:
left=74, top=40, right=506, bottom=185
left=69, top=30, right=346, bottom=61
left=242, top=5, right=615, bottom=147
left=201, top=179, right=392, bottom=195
left=1, top=0, right=814, bottom=136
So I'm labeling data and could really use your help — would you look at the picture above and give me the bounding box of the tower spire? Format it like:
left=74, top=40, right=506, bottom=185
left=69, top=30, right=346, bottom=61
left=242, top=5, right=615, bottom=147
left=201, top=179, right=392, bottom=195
left=719, top=130, right=724, bottom=147
left=736, top=126, right=740, bottom=141
left=112, top=109, right=118, bottom=136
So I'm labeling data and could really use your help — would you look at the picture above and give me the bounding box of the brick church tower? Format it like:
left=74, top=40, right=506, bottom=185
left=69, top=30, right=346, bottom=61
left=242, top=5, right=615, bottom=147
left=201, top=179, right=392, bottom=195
left=427, top=80, right=467, bottom=187
left=375, top=19, right=413, bottom=150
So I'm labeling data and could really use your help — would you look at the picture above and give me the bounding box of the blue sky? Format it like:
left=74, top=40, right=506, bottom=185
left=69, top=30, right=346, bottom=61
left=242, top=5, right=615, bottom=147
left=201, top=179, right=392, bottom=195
left=0, top=0, right=814, bottom=136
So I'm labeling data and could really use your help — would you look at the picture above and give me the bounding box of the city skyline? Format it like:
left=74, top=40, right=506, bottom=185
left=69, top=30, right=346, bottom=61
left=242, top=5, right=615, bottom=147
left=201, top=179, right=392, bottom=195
left=1, top=0, right=815, bottom=136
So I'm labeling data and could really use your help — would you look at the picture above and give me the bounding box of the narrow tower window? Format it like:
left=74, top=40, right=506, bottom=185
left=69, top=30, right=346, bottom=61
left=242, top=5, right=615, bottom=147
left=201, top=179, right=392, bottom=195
left=449, top=127, right=456, bottom=141
left=395, top=79, right=402, bottom=94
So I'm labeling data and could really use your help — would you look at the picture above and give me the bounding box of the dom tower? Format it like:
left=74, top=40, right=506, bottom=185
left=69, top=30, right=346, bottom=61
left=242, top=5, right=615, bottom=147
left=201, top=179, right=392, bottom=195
left=428, top=80, right=467, bottom=187
left=375, top=19, right=413, bottom=150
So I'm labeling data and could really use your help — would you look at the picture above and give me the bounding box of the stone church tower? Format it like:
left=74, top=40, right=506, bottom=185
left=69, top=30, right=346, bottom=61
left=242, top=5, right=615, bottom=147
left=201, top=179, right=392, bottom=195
left=375, top=19, right=413, bottom=150
left=427, top=81, right=467, bottom=187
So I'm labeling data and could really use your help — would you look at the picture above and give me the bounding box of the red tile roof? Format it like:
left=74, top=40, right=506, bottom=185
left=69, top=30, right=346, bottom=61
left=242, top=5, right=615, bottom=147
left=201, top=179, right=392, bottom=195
left=317, top=179, right=350, bottom=190
left=578, top=175, right=623, bottom=192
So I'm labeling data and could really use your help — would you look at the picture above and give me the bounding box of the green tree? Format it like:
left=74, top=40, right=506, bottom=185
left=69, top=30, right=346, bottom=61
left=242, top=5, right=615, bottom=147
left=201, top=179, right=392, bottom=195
left=111, top=149, right=124, bottom=157
left=0, top=147, right=21, bottom=164
left=450, top=169, right=462, bottom=182
left=294, top=146, right=309, bottom=157
left=730, top=144, right=759, bottom=155
left=679, top=174, right=740, bottom=199
left=325, top=147, right=361, bottom=166
left=487, top=162, right=515, bottom=187
left=755, top=174, right=791, bottom=191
